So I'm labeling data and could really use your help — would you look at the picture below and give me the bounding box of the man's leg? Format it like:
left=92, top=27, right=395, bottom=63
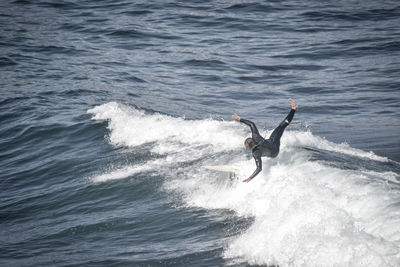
left=269, top=99, right=297, bottom=145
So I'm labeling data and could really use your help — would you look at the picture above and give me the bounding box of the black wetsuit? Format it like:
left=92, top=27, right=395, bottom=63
left=240, top=109, right=296, bottom=180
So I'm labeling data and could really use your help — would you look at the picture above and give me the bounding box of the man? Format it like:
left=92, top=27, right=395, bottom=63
left=232, top=98, right=298, bottom=182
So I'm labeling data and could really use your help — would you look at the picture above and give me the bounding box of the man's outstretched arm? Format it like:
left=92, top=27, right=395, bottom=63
left=232, top=114, right=261, bottom=137
left=243, top=155, right=262, bottom=183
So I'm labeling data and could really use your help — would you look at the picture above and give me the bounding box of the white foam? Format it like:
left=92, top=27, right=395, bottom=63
left=166, top=154, right=400, bottom=266
left=91, top=164, right=149, bottom=183
left=88, top=102, right=244, bottom=150
left=283, top=131, right=389, bottom=162
left=88, top=102, right=400, bottom=266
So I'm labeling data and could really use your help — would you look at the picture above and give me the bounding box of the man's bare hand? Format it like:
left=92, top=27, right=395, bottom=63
left=232, top=114, right=241, bottom=121
left=242, top=178, right=252, bottom=183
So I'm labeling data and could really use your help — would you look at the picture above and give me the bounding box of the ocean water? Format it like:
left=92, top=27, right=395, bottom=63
left=1, top=0, right=400, bottom=266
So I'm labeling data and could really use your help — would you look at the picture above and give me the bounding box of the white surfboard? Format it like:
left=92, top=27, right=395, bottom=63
left=203, top=165, right=237, bottom=179
left=203, top=165, right=237, bottom=173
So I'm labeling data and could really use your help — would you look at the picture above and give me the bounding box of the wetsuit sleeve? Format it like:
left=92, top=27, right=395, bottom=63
left=249, top=150, right=262, bottom=179
left=248, top=152, right=262, bottom=180
left=239, top=118, right=263, bottom=142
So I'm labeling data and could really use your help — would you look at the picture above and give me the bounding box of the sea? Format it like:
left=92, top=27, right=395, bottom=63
left=1, top=0, right=400, bottom=266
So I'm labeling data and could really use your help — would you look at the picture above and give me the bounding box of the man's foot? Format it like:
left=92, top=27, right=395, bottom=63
left=289, top=98, right=298, bottom=110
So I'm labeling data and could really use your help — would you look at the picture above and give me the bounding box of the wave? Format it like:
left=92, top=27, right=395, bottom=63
left=88, top=102, right=400, bottom=266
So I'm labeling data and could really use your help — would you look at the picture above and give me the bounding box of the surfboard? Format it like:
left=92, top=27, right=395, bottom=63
left=203, top=165, right=237, bottom=179
left=203, top=165, right=236, bottom=173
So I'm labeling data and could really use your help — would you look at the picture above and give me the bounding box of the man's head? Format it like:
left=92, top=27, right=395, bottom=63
left=244, top=137, right=256, bottom=150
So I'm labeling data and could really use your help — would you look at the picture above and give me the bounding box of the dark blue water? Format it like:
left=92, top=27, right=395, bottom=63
left=1, top=0, right=400, bottom=266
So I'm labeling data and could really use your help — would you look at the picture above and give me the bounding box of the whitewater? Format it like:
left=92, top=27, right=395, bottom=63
left=1, top=0, right=400, bottom=266
left=88, top=102, right=400, bottom=267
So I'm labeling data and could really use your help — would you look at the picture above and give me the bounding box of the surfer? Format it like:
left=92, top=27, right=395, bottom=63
left=232, top=98, right=298, bottom=182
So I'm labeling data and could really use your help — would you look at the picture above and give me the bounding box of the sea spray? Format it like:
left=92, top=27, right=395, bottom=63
left=89, top=102, right=400, bottom=266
